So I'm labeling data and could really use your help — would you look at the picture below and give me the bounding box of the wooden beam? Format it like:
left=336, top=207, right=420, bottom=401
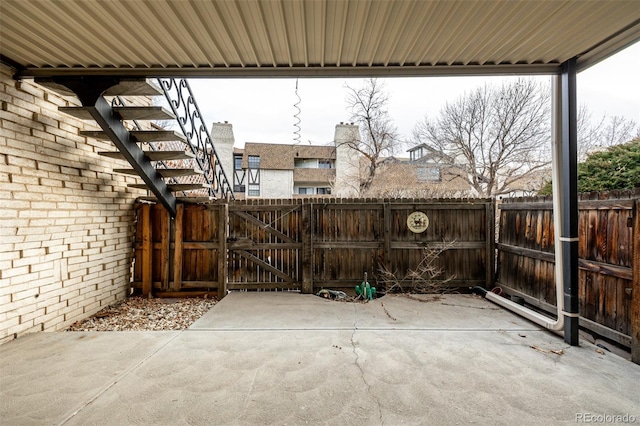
left=499, top=199, right=634, bottom=211
left=231, top=210, right=297, bottom=243
left=141, top=204, right=152, bottom=298
left=312, top=241, right=486, bottom=250
left=497, top=243, right=633, bottom=280
left=632, top=199, right=640, bottom=364
left=228, top=204, right=300, bottom=212
left=227, top=242, right=302, bottom=250
left=235, top=250, right=294, bottom=282
left=172, top=204, right=184, bottom=291
left=218, top=203, right=228, bottom=298
left=227, top=283, right=302, bottom=291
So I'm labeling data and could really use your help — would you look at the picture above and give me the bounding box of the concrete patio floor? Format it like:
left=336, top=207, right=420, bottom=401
left=1, top=292, right=639, bottom=425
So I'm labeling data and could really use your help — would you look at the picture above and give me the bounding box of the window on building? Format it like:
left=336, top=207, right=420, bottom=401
left=317, top=187, right=331, bottom=195
left=248, top=155, right=260, bottom=169
left=410, top=147, right=425, bottom=162
left=298, top=187, right=313, bottom=195
left=234, top=155, right=242, bottom=170
left=294, top=159, right=314, bottom=168
left=248, top=184, right=260, bottom=196
left=417, top=167, right=441, bottom=182
left=318, top=160, right=332, bottom=169
left=234, top=184, right=246, bottom=193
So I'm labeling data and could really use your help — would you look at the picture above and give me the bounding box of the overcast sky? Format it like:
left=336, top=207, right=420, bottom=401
left=188, top=42, right=639, bottom=151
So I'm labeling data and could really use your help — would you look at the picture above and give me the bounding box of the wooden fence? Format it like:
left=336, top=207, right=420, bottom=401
left=496, top=190, right=640, bottom=356
left=132, top=197, right=494, bottom=297
left=132, top=193, right=639, bottom=362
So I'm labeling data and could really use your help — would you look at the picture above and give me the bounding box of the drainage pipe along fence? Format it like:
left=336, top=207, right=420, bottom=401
left=495, top=190, right=640, bottom=364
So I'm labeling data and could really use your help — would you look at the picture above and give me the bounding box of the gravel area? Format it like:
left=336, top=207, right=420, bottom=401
left=66, top=296, right=217, bottom=331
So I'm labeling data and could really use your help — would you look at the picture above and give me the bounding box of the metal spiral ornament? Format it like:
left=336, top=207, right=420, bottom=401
left=293, top=79, right=302, bottom=144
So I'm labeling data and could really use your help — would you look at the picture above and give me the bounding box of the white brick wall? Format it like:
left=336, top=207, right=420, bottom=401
left=0, top=64, right=147, bottom=344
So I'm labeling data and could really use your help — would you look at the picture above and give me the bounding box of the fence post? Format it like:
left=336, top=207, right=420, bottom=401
left=218, top=203, right=228, bottom=299
left=301, top=202, right=313, bottom=294
left=632, top=198, right=640, bottom=364
left=141, top=203, right=152, bottom=298
left=486, top=200, right=496, bottom=288
left=160, top=206, right=170, bottom=290
left=172, top=204, right=184, bottom=291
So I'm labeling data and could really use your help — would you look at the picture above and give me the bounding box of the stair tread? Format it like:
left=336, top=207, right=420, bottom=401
left=81, top=130, right=187, bottom=143
left=60, top=106, right=175, bottom=121
left=129, top=183, right=212, bottom=191
left=36, top=78, right=162, bottom=97
left=113, top=168, right=203, bottom=177
left=98, top=151, right=195, bottom=161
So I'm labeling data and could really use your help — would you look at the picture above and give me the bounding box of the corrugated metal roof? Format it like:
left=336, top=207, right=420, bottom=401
left=0, top=0, right=638, bottom=77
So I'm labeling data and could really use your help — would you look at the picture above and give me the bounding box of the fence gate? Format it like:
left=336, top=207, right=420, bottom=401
left=227, top=202, right=303, bottom=291
left=133, top=198, right=494, bottom=297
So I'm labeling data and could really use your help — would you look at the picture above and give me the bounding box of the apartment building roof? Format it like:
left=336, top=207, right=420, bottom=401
left=238, top=143, right=336, bottom=170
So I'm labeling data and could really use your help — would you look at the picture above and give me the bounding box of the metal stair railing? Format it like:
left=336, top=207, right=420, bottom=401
left=157, top=78, right=235, bottom=200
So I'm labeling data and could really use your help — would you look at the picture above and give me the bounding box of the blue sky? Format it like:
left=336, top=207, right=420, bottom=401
left=189, top=42, right=639, bottom=149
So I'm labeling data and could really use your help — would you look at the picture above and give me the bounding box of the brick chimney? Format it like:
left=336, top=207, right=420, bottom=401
left=210, top=121, right=235, bottom=187
left=333, top=122, right=360, bottom=197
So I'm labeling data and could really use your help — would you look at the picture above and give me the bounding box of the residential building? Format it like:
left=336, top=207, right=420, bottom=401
left=366, top=144, right=472, bottom=197
left=212, top=122, right=360, bottom=199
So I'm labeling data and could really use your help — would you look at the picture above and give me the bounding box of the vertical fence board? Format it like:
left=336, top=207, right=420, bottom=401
left=160, top=207, right=170, bottom=290
left=172, top=204, right=184, bottom=291
left=301, top=202, right=313, bottom=293
left=632, top=199, right=640, bottom=364
left=135, top=198, right=493, bottom=296
left=486, top=202, right=495, bottom=288
left=218, top=203, right=228, bottom=296
left=497, top=190, right=638, bottom=349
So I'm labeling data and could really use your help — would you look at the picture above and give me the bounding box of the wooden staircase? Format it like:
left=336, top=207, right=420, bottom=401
left=36, top=77, right=232, bottom=216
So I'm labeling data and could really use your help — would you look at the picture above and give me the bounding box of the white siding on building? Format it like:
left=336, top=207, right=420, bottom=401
left=258, top=170, right=293, bottom=198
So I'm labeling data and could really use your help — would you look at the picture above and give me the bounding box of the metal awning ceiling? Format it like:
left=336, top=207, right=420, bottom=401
left=1, top=0, right=639, bottom=78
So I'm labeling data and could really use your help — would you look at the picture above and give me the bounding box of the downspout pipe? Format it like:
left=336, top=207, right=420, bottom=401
left=472, top=286, right=563, bottom=330
left=472, top=62, right=581, bottom=337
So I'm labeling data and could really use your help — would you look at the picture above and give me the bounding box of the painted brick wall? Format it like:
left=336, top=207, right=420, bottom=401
left=0, top=64, right=148, bottom=344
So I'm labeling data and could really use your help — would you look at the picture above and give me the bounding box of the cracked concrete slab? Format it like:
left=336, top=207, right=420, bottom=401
left=190, top=292, right=538, bottom=331
left=1, top=293, right=639, bottom=425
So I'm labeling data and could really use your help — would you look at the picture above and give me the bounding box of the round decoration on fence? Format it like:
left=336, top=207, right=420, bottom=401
left=407, top=211, right=429, bottom=233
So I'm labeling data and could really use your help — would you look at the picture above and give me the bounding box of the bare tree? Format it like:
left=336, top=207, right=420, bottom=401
left=412, top=78, right=551, bottom=197
left=577, top=107, right=638, bottom=160
left=343, top=79, right=400, bottom=194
